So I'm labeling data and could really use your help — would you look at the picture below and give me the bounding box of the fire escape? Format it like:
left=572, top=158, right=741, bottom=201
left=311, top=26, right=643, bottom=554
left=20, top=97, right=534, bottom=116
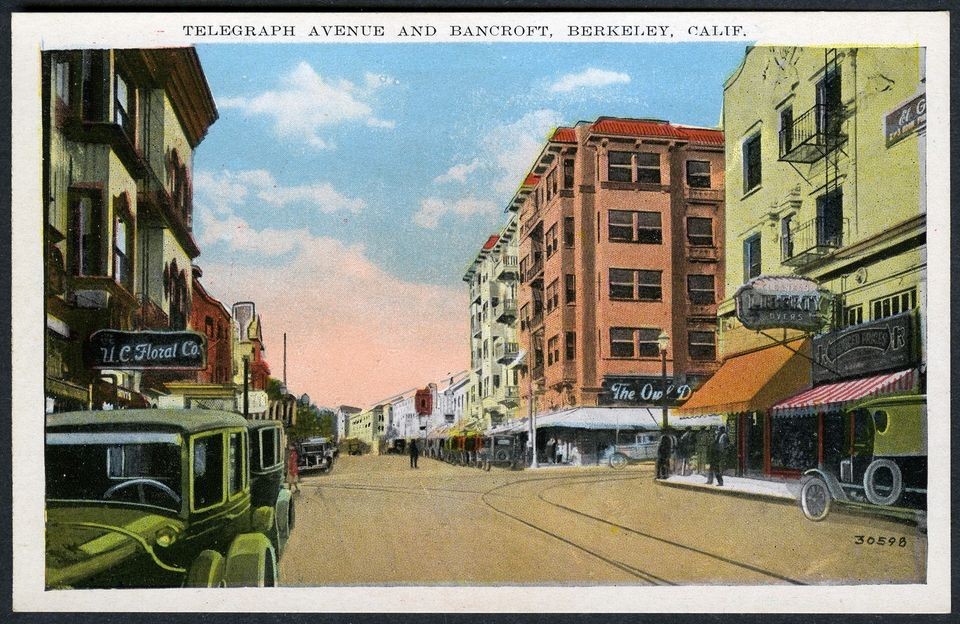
left=778, top=48, right=849, bottom=268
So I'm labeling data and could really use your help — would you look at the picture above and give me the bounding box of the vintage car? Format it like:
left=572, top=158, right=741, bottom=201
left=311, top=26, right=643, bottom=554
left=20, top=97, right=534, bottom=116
left=246, top=420, right=295, bottom=558
left=477, top=435, right=523, bottom=470
left=799, top=394, right=927, bottom=521
left=45, top=409, right=282, bottom=588
left=602, top=432, right=661, bottom=468
left=298, top=437, right=334, bottom=472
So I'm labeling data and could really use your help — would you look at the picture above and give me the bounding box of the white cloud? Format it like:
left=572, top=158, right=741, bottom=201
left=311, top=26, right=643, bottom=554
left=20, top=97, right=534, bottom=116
left=195, top=169, right=366, bottom=215
left=218, top=61, right=396, bottom=149
left=484, top=109, right=564, bottom=194
left=196, top=207, right=312, bottom=256
left=433, top=159, right=483, bottom=185
left=413, top=197, right=498, bottom=229
left=549, top=68, right=631, bottom=93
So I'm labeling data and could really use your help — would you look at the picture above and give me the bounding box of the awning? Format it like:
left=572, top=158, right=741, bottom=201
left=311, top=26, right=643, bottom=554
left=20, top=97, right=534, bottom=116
left=770, top=369, right=918, bottom=418
left=676, top=338, right=811, bottom=416
left=530, top=407, right=664, bottom=431
left=670, top=414, right=725, bottom=428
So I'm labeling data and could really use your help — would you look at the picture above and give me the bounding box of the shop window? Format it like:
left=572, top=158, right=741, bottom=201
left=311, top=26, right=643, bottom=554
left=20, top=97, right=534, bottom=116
left=68, top=189, right=104, bottom=276
left=609, top=269, right=662, bottom=301
left=563, top=217, right=575, bottom=247
left=686, top=217, right=714, bottom=247
left=636, top=153, right=661, bottom=184
left=743, top=234, right=761, bottom=281
left=688, top=331, right=716, bottom=360
left=565, top=274, right=576, bottom=304
left=871, top=288, right=916, bottom=321
left=565, top=331, right=576, bottom=361
left=607, top=151, right=633, bottom=182
left=687, top=274, right=715, bottom=304
left=743, top=133, right=762, bottom=192
left=770, top=415, right=818, bottom=471
left=844, top=304, right=864, bottom=327
left=686, top=160, right=711, bottom=188
left=608, top=210, right=662, bottom=244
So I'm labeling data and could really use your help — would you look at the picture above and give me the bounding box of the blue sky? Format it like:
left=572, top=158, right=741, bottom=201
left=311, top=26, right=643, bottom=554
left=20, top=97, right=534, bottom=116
left=191, top=42, right=749, bottom=405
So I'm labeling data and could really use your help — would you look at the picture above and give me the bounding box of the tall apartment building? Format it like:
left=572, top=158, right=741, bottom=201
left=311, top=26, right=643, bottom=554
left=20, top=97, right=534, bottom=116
left=42, top=48, right=217, bottom=412
left=516, top=118, right=725, bottom=414
left=463, top=216, right=522, bottom=430
left=335, top=405, right=362, bottom=442
left=681, top=47, right=926, bottom=478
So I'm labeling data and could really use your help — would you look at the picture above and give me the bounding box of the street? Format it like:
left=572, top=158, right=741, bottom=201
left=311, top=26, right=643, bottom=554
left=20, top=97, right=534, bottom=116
left=280, top=455, right=926, bottom=585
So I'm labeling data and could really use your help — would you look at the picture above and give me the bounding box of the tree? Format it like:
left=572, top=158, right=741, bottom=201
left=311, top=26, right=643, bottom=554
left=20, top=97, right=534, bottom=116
left=287, top=404, right=335, bottom=442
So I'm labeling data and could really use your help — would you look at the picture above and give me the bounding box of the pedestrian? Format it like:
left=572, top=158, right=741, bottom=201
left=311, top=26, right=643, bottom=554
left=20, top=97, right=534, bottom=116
left=546, top=437, right=557, bottom=464
left=707, top=425, right=730, bottom=486
left=677, top=430, right=693, bottom=476
left=656, top=431, right=674, bottom=479
left=286, top=444, right=301, bottom=494
left=409, top=438, right=419, bottom=469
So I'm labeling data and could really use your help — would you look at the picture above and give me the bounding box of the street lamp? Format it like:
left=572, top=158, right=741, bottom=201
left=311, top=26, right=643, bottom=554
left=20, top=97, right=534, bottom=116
left=658, top=330, right=670, bottom=431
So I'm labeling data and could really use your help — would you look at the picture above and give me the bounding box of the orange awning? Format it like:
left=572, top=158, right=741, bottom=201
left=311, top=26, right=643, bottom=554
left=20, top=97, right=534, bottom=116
left=677, top=339, right=811, bottom=416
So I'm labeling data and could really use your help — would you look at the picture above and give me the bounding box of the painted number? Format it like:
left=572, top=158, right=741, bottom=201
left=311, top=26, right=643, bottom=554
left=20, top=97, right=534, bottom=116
left=855, top=535, right=908, bottom=547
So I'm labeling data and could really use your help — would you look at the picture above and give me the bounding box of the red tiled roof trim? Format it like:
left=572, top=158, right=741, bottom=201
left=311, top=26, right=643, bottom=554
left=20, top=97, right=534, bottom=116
left=482, top=234, right=500, bottom=250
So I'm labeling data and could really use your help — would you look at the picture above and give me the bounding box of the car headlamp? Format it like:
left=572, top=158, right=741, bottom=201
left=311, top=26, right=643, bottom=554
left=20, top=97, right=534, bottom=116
left=155, top=526, right=179, bottom=548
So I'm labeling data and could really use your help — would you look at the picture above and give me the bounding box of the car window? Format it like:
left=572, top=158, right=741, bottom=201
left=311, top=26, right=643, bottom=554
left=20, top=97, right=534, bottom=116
left=193, top=434, right=224, bottom=510
left=260, top=427, right=279, bottom=469
left=229, top=432, right=244, bottom=496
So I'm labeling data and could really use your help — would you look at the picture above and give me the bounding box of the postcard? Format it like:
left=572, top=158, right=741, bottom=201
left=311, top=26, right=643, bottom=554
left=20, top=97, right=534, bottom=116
left=10, top=10, right=951, bottom=614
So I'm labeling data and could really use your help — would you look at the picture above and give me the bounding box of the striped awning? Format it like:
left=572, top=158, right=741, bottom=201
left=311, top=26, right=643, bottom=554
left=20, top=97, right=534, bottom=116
left=771, top=369, right=917, bottom=418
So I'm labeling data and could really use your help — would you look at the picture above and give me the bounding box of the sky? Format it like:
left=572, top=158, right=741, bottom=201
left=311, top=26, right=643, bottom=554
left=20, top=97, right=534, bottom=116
left=191, top=42, right=748, bottom=409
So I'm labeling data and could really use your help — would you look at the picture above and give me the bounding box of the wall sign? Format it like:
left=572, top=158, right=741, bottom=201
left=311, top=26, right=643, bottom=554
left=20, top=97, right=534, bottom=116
left=813, top=311, right=917, bottom=384
left=87, top=330, right=206, bottom=370
left=735, top=275, right=831, bottom=332
left=885, top=93, right=925, bottom=148
left=599, top=376, right=693, bottom=407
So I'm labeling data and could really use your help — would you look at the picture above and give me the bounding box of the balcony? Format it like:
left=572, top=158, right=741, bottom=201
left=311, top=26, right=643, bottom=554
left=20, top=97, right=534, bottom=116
left=781, top=216, right=849, bottom=267
left=496, top=299, right=518, bottom=324
left=524, top=254, right=544, bottom=282
left=134, top=295, right=170, bottom=329
left=531, top=364, right=545, bottom=381
left=138, top=166, right=200, bottom=258
left=779, top=103, right=847, bottom=163
left=686, top=245, right=719, bottom=262
left=495, top=255, right=519, bottom=281
left=684, top=187, right=724, bottom=203
left=495, top=342, right=520, bottom=364
left=472, top=320, right=482, bottom=338
left=499, top=386, right=520, bottom=406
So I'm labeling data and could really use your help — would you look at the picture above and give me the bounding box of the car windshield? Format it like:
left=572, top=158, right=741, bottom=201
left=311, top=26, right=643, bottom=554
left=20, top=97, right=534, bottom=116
left=301, top=444, right=325, bottom=454
left=46, top=431, right=183, bottom=513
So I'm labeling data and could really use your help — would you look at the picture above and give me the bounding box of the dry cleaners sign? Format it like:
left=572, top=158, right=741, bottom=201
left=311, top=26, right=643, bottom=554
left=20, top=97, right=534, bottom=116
left=812, top=311, right=916, bottom=384
left=87, top=330, right=206, bottom=370
left=735, top=275, right=831, bottom=332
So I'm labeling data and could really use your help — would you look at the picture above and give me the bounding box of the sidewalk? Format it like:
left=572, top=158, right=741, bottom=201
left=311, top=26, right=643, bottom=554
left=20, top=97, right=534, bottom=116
left=658, top=471, right=800, bottom=504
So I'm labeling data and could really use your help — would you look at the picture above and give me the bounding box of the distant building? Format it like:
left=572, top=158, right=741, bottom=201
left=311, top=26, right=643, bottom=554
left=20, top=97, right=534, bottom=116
left=335, top=405, right=362, bottom=441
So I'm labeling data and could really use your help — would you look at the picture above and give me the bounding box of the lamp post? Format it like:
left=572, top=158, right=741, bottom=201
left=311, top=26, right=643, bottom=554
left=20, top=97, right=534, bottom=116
left=658, top=330, right=670, bottom=431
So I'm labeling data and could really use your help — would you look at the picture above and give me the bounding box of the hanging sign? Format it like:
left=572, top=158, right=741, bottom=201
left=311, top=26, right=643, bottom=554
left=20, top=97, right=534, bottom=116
left=885, top=93, right=925, bottom=148
left=812, top=311, right=917, bottom=384
left=734, top=275, right=831, bottom=332
left=87, top=330, right=206, bottom=370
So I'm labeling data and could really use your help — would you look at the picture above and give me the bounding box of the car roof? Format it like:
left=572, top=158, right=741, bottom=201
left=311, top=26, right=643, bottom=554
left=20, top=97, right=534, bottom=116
left=245, top=419, right=285, bottom=431
left=855, top=393, right=926, bottom=409
left=47, top=409, right=250, bottom=434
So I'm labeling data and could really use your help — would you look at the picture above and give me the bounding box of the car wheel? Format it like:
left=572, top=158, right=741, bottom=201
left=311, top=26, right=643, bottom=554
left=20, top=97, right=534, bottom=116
left=287, top=498, right=296, bottom=532
left=184, top=550, right=225, bottom=588
left=223, top=533, right=278, bottom=587
left=800, top=476, right=832, bottom=521
left=863, top=459, right=904, bottom=506
left=609, top=453, right=628, bottom=469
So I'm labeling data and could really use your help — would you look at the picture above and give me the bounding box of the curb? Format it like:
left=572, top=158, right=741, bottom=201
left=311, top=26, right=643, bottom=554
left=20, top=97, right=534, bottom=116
left=656, top=478, right=796, bottom=507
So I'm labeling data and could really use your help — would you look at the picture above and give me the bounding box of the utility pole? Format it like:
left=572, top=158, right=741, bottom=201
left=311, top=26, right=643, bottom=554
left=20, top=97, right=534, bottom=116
left=283, top=332, right=287, bottom=387
left=243, top=356, right=250, bottom=418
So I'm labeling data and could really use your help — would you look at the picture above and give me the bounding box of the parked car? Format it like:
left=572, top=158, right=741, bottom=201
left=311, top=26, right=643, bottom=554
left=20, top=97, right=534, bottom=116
left=799, top=394, right=927, bottom=521
left=246, top=420, right=295, bottom=558
left=45, top=409, right=282, bottom=588
left=298, top=437, right=334, bottom=473
left=477, top=435, right=524, bottom=470
left=602, top=432, right=661, bottom=468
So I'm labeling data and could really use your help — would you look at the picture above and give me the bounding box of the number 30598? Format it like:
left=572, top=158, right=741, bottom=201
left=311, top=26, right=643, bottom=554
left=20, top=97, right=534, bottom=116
left=854, top=536, right=907, bottom=547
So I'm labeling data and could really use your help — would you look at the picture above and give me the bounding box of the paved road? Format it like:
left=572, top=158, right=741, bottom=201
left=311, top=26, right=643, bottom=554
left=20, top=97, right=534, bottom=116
left=280, top=454, right=926, bottom=585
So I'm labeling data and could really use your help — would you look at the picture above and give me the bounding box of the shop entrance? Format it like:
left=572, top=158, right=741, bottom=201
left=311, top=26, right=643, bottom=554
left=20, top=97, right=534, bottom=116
left=737, top=412, right=765, bottom=475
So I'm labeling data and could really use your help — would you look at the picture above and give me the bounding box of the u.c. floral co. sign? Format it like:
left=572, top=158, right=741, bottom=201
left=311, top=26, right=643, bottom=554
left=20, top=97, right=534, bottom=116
left=86, top=330, right=207, bottom=370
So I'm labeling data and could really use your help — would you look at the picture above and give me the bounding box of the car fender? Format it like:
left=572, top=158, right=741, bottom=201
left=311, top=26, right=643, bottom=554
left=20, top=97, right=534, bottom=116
left=802, top=468, right=849, bottom=503
left=275, top=488, right=292, bottom=538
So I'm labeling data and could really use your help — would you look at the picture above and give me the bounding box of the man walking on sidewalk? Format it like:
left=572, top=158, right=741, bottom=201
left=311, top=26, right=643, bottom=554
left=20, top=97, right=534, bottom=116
left=706, top=425, right=729, bottom=486
left=409, top=438, right=420, bottom=469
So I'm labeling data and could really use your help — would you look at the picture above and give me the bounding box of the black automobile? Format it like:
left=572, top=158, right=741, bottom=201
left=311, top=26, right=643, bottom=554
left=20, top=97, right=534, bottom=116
left=298, top=437, right=334, bottom=473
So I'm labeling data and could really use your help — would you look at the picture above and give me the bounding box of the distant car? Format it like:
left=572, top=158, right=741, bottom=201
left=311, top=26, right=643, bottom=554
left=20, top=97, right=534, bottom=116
left=477, top=435, right=523, bottom=470
left=45, top=409, right=281, bottom=588
left=298, top=437, right=334, bottom=472
left=246, top=420, right=295, bottom=558
left=602, top=432, right=661, bottom=468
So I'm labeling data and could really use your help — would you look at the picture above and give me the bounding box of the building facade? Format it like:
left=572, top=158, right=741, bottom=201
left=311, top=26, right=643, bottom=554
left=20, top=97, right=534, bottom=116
left=43, top=47, right=218, bottom=413
left=335, top=405, right=362, bottom=441
left=190, top=265, right=234, bottom=385
left=681, top=47, right=926, bottom=478
left=516, top=118, right=725, bottom=417
left=463, top=217, right=522, bottom=430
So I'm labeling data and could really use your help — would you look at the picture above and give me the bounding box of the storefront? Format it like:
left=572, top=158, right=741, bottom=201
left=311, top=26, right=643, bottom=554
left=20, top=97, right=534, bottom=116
left=675, top=338, right=811, bottom=476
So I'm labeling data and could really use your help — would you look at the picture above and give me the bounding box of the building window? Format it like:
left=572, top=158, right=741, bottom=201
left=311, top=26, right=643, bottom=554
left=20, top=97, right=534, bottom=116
left=608, top=210, right=662, bottom=244
left=871, top=289, right=917, bottom=321
left=114, top=71, right=133, bottom=139
left=68, top=189, right=103, bottom=276
left=743, top=234, right=761, bottom=281
left=844, top=304, right=864, bottom=327
left=686, top=160, right=711, bottom=188
left=565, top=274, right=576, bottom=304
left=607, top=151, right=633, bottom=182
left=546, top=223, right=559, bottom=258
left=636, top=153, right=661, bottom=184
left=563, top=158, right=575, bottom=188
left=113, top=211, right=132, bottom=290
left=546, top=279, right=559, bottom=313
left=563, top=216, right=575, bottom=247
left=743, top=133, right=762, bottom=192
left=817, top=67, right=842, bottom=136
left=547, top=335, right=559, bottom=366
left=493, top=374, right=500, bottom=389
left=54, top=58, right=71, bottom=106
left=205, top=316, right=214, bottom=337
left=610, top=327, right=661, bottom=358
left=687, top=274, right=715, bottom=304
left=816, top=187, right=844, bottom=247
left=686, top=217, right=714, bottom=247
left=779, top=106, right=794, bottom=154
left=609, top=269, right=662, bottom=301
left=780, top=215, right=794, bottom=260
left=688, top=331, right=717, bottom=360
left=565, top=332, right=576, bottom=361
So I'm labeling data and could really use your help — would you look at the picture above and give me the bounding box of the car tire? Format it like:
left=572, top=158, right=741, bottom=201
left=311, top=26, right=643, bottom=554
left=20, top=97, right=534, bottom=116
left=863, top=458, right=904, bottom=506
left=223, top=533, right=278, bottom=587
left=287, top=498, right=296, bottom=532
left=184, top=550, right=225, bottom=588
left=800, top=476, right=832, bottom=521
left=610, top=453, right=628, bottom=469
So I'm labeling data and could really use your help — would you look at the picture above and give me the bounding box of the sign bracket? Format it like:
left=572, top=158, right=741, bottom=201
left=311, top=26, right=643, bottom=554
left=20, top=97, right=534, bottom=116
left=755, top=329, right=845, bottom=378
